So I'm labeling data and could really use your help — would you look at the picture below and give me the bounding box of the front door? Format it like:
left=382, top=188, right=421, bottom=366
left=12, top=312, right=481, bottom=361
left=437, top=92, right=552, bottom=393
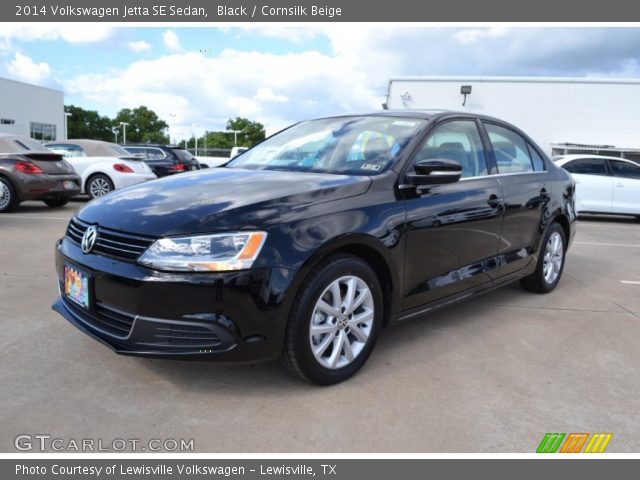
left=402, top=119, right=503, bottom=310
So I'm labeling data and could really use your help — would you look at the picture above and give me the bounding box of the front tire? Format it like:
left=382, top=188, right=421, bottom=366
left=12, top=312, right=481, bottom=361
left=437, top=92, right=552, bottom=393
left=520, top=222, right=566, bottom=293
left=282, top=254, right=383, bottom=385
left=0, top=177, right=19, bottom=213
left=86, top=174, right=114, bottom=199
left=43, top=198, right=69, bottom=208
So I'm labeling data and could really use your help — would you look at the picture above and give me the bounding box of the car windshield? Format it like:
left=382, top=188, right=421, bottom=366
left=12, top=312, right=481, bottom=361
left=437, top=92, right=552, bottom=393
left=227, top=116, right=426, bottom=175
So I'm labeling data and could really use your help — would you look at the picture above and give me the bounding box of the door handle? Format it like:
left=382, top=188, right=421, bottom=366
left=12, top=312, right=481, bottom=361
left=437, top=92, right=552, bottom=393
left=487, top=194, right=501, bottom=209
left=615, top=183, right=624, bottom=187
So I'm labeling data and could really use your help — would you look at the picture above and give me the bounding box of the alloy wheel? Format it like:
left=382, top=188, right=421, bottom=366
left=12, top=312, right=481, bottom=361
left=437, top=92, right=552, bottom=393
left=309, top=275, right=374, bottom=369
left=0, top=181, right=10, bottom=210
left=543, top=231, right=564, bottom=284
left=89, top=178, right=111, bottom=197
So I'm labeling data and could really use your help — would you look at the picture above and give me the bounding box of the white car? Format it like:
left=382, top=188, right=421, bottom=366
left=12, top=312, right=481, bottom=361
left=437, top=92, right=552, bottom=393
left=46, top=140, right=157, bottom=199
left=554, top=154, right=640, bottom=218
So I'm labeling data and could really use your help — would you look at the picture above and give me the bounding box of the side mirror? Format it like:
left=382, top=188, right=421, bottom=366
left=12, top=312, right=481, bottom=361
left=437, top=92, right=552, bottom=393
left=199, top=163, right=209, bottom=169
left=408, top=159, right=462, bottom=185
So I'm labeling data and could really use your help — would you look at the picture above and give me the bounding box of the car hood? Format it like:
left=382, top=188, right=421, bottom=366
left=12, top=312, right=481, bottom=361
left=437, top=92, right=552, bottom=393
left=77, top=167, right=371, bottom=236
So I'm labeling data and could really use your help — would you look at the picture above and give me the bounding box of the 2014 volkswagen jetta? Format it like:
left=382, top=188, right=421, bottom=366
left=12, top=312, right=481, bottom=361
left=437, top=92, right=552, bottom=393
left=53, top=111, right=576, bottom=384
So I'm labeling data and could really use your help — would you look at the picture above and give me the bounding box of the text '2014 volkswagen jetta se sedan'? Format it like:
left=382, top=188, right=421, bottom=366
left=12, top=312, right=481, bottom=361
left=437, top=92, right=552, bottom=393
left=53, top=111, right=576, bottom=384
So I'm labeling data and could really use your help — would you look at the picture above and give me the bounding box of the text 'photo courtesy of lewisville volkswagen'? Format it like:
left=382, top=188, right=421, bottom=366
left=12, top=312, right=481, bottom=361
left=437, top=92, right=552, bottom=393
left=53, top=111, right=575, bottom=385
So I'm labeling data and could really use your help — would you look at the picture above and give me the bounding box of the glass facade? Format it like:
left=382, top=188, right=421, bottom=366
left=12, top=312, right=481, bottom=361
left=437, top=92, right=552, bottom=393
left=30, top=122, right=57, bottom=141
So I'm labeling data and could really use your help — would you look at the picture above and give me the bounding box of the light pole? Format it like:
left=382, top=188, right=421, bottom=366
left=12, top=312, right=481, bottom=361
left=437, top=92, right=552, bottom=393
left=230, top=129, right=242, bottom=147
left=168, top=113, right=176, bottom=145
left=63, top=112, right=72, bottom=140
left=112, top=127, right=119, bottom=144
left=119, top=122, right=130, bottom=145
left=191, top=123, right=200, bottom=156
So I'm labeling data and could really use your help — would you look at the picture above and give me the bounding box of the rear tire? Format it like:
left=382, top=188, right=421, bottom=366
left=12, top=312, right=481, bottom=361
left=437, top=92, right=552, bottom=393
left=520, top=222, right=566, bottom=294
left=86, top=174, right=114, bottom=199
left=0, top=177, right=20, bottom=213
left=43, top=198, right=69, bottom=208
left=281, top=254, right=383, bottom=385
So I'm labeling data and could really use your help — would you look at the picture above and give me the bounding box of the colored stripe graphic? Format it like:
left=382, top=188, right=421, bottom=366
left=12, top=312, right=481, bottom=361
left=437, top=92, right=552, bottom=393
left=560, top=433, right=589, bottom=453
left=584, top=433, right=613, bottom=453
left=537, top=433, right=566, bottom=453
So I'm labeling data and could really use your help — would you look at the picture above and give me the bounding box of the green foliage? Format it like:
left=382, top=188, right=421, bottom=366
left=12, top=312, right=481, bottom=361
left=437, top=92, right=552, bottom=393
left=65, top=105, right=113, bottom=141
left=112, top=106, right=169, bottom=144
left=64, top=105, right=264, bottom=151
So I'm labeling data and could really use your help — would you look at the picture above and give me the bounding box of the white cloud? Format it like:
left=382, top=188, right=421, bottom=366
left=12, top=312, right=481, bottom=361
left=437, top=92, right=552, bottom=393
left=0, top=26, right=113, bottom=44
left=6, top=53, right=51, bottom=84
left=163, top=30, right=182, bottom=52
left=62, top=26, right=640, bottom=140
left=127, top=40, right=152, bottom=53
left=453, top=27, right=510, bottom=45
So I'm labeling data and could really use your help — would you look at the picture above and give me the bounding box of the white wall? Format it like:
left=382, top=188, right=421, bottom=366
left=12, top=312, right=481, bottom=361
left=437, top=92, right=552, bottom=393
left=387, top=77, right=640, bottom=154
left=0, top=77, right=65, bottom=140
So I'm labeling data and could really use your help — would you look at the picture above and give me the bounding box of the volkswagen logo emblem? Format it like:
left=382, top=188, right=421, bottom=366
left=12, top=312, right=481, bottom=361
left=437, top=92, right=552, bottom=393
left=81, top=225, right=98, bottom=254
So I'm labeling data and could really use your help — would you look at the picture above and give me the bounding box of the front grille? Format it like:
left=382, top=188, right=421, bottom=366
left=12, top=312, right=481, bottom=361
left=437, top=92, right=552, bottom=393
left=66, top=217, right=155, bottom=261
left=62, top=295, right=135, bottom=338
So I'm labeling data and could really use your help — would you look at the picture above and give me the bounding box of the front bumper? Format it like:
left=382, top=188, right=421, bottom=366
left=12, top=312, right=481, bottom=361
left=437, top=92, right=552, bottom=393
left=16, top=173, right=81, bottom=201
left=52, top=237, right=295, bottom=362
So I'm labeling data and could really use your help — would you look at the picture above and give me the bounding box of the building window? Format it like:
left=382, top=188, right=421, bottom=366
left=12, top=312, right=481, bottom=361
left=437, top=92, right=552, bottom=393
left=30, top=122, right=57, bottom=141
left=1, top=118, right=15, bottom=124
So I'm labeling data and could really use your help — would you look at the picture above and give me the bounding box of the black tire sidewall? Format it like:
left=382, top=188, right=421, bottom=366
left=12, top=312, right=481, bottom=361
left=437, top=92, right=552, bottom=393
left=537, top=223, right=567, bottom=292
left=290, top=256, right=383, bottom=385
left=0, top=177, right=18, bottom=212
left=87, top=174, right=113, bottom=199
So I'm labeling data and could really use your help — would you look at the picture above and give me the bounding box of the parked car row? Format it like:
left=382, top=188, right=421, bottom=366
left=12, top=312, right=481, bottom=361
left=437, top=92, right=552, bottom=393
left=0, top=134, right=207, bottom=212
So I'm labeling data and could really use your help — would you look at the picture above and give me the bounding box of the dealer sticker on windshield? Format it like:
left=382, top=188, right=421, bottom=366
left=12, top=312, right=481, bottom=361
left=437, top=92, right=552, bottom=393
left=64, top=264, right=90, bottom=309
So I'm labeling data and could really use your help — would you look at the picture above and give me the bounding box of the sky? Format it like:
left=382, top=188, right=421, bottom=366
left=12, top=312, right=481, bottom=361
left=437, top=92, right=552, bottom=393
left=2, top=26, right=640, bottom=140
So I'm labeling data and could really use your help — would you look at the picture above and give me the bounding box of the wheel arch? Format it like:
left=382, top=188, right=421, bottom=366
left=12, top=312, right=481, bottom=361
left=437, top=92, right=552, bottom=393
left=288, top=234, right=401, bottom=328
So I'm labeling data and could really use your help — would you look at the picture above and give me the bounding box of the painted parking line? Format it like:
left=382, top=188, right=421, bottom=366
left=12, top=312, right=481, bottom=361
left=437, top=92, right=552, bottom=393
left=574, top=242, right=640, bottom=248
left=620, top=280, right=640, bottom=285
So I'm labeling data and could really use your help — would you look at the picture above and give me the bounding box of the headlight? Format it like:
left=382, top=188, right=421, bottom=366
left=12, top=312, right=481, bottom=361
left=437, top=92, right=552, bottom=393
left=138, top=231, right=267, bottom=272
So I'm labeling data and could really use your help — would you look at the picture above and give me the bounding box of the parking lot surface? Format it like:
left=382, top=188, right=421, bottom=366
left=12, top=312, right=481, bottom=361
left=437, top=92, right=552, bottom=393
left=1, top=201, right=639, bottom=452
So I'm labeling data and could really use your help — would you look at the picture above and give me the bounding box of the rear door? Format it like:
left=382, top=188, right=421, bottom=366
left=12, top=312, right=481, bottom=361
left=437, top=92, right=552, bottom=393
left=482, top=122, right=550, bottom=278
left=562, top=158, right=612, bottom=213
left=608, top=160, right=640, bottom=214
left=402, top=119, right=503, bottom=310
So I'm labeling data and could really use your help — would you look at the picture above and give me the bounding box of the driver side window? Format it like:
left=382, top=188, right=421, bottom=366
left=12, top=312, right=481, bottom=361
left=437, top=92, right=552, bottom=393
left=413, top=120, right=488, bottom=178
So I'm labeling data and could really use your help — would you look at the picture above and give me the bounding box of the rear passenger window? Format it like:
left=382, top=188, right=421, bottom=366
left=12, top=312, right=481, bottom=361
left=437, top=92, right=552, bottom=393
left=609, top=160, right=640, bottom=179
left=563, top=159, right=608, bottom=176
left=528, top=144, right=546, bottom=171
left=484, top=123, right=534, bottom=174
left=414, top=120, right=488, bottom=178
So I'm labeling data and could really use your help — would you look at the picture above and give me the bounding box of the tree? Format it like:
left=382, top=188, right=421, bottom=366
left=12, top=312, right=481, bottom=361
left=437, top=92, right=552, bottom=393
left=65, top=105, right=113, bottom=141
left=112, top=106, right=169, bottom=144
left=225, top=117, right=265, bottom=147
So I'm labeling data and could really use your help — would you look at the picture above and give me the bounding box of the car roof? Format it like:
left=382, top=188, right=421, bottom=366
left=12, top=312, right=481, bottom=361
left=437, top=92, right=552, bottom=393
left=47, top=139, right=132, bottom=157
left=0, top=133, right=53, bottom=154
left=554, top=154, right=638, bottom=165
left=318, top=109, right=518, bottom=126
left=125, top=144, right=185, bottom=149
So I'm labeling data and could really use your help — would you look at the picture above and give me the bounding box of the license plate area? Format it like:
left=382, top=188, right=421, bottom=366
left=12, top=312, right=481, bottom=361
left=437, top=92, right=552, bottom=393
left=64, top=264, right=91, bottom=309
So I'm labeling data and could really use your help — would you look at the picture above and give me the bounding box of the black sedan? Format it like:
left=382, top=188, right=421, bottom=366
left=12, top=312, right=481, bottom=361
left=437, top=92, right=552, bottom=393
left=123, top=144, right=201, bottom=177
left=52, top=111, right=576, bottom=384
left=0, top=134, right=80, bottom=212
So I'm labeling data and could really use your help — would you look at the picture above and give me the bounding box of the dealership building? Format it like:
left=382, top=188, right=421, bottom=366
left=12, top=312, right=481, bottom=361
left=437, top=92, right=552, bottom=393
left=386, top=76, right=640, bottom=161
left=0, top=76, right=65, bottom=142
